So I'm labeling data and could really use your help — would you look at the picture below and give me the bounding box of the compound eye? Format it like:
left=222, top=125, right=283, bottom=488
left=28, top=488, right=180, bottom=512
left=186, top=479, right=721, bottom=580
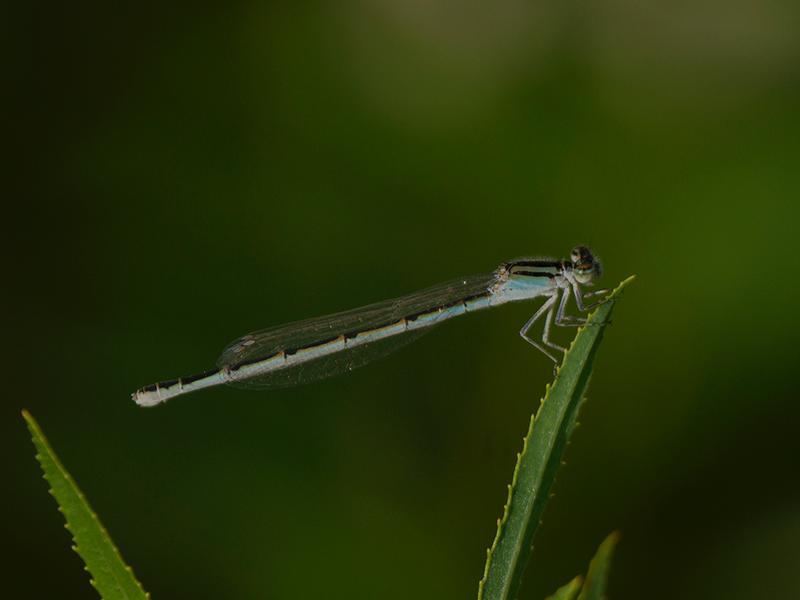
left=571, top=246, right=592, bottom=265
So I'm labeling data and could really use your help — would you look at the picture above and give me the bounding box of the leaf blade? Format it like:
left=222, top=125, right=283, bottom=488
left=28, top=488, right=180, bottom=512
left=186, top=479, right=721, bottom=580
left=478, top=276, right=634, bottom=600
left=577, top=532, right=620, bottom=600
left=23, top=410, right=149, bottom=600
left=546, top=575, right=584, bottom=600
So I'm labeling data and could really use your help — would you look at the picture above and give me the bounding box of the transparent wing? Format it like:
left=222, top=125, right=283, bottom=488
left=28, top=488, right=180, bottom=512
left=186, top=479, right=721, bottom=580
left=232, top=329, right=432, bottom=389
left=216, top=271, right=499, bottom=389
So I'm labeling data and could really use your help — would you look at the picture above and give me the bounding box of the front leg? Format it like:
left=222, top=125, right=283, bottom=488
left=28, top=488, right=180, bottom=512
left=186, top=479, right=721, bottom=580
left=552, top=283, right=587, bottom=327
left=573, top=282, right=609, bottom=312
left=555, top=283, right=610, bottom=327
left=583, top=288, right=610, bottom=299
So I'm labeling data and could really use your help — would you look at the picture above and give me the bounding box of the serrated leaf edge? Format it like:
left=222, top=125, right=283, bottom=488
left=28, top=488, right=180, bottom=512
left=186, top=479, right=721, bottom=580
left=23, top=410, right=150, bottom=600
left=477, top=276, right=634, bottom=599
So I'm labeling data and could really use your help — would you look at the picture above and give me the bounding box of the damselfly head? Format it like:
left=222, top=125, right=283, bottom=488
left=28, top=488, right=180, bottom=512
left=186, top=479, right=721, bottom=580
left=570, top=246, right=602, bottom=284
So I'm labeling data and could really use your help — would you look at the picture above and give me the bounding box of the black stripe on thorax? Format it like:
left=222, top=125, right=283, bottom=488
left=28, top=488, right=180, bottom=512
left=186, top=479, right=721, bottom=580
left=512, top=270, right=557, bottom=278
left=508, top=259, right=562, bottom=269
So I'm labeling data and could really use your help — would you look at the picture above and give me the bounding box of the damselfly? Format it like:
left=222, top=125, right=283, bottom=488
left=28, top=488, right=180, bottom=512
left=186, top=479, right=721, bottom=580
left=133, top=246, right=607, bottom=407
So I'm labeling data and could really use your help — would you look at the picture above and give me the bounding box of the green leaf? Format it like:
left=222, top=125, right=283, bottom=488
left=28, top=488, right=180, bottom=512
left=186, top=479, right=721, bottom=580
left=23, top=410, right=149, bottom=600
left=577, top=532, right=620, bottom=600
left=546, top=575, right=584, bottom=600
left=477, top=276, right=634, bottom=600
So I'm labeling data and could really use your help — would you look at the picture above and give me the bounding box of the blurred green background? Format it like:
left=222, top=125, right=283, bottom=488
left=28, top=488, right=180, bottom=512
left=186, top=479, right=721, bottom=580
left=8, top=1, right=800, bottom=598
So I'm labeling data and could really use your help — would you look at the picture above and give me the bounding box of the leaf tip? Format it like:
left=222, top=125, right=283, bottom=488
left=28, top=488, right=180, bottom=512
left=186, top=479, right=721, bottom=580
left=605, top=530, right=622, bottom=546
left=21, top=409, right=38, bottom=431
left=612, top=275, right=636, bottom=295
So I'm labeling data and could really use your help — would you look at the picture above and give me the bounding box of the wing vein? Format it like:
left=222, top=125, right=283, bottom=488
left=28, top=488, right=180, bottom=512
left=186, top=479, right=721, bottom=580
left=215, top=271, right=499, bottom=388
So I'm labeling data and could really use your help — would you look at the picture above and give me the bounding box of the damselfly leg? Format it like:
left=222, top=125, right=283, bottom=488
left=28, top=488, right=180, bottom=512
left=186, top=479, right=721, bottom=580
left=519, top=281, right=613, bottom=368
left=519, top=290, right=565, bottom=364
left=583, top=288, right=610, bottom=299
left=555, top=283, right=612, bottom=327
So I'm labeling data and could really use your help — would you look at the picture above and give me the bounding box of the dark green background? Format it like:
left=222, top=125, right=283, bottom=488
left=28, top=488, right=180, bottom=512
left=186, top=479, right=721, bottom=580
left=8, top=2, right=800, bottom=598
